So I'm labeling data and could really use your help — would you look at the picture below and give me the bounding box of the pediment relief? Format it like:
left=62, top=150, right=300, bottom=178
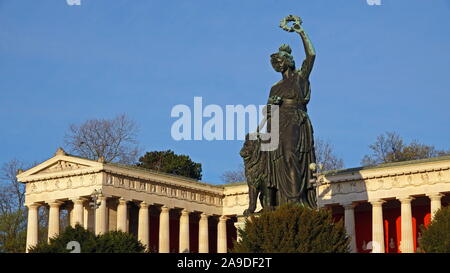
left=34, top=160, right=90, bottom=174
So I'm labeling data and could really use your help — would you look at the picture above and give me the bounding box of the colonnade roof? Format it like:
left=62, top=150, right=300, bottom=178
left=322, top=155, right=450, bottom=177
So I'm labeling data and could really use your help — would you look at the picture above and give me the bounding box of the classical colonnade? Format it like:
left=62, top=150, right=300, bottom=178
left=335, top=192, right=444, bottom=253
left=26, top=195, right=230, bottom=253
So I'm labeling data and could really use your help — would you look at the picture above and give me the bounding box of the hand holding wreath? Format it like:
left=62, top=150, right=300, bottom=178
left=280, top=15, right=304, bottom=34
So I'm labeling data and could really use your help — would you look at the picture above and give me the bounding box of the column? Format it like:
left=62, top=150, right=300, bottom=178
left=370, top=200, right=385, bottom=253
left=138, top=202, right=150, bottom=250
left=84, top=204, right=94, bottom=232
left=48, top=201, right=62, bottom=242
left=217, top=215, right=228, bottom=253
left=67, top=203, right=74, bottom=228
left=83, top=205, right=89, bottom=230
left=72, top=198, right=84, bottom=227
left=26, top=203, right=39, bottom=252
left=427, top=193, right=443, bottom=220
left=399, top=196, right=415, bottom=253
left=117, top=198, right=128, bottom=232
left=95, top=195, right=108, bottom=235
left=343, top=203, right=357, bottom=253
left=198, top=213, right=209, bottom=253
left=179, top=209, right=190, bottom=253
left=159, top=206, right=170, bottom=253
left=234, top=216, right=246, bottom=243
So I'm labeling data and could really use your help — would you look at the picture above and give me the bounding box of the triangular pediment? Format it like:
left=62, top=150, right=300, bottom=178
left=35, top=160, right=89, bottom=174
left=17, top=153, right=103, bottom=182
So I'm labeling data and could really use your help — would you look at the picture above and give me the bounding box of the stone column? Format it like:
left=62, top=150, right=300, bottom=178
left=138, top=201, right=150, bottom=250
left=399, top=196, right=415, bottom=253
left=83, top=205, right=89, bottom=230
left=234, top=216, right=246, bottom=243
left=72, top=198, right=84, bottom=227
left=370, top=200, right=385, bottom=253
left=343, top=203, right=357, bottom=253
left=117, top=198, right=128, bottom=232
left=217, top=216, right=228, bottom=253
left=26, top=203, right=39, bottom=252
left=67, top=203, right=74, bottom=228
left=198, top=213, right=209, bottom=253
left=95, top=195, right=108, bottom=235
left=179, top=209, right=190, bottom=253
left=427, top=193, right=443, bottom=220
left=84, top=204, right=94, bottom=232
left=48, top=201, right=62, bottom=242
left=159, top=206, right=170, bottom=253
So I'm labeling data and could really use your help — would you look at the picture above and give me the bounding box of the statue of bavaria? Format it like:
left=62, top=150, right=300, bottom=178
left=241, top=15, right=317, bottom=215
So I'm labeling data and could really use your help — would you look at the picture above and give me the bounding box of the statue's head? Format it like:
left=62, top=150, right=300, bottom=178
left=271, top=44, right=295, bottom=73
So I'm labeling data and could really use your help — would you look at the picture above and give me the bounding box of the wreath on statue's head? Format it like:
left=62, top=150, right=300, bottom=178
left=279, top=15, right=302, bottom=32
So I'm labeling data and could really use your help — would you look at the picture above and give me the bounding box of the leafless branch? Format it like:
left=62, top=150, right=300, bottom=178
left=64, top=114, right=140, bottom=164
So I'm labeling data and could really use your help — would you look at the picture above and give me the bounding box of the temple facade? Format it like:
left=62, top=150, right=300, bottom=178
left=18, top=148, right=450, bottom=253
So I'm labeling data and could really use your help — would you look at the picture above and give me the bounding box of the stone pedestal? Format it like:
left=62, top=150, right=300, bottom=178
left=234, top=215, right=247, bottom=243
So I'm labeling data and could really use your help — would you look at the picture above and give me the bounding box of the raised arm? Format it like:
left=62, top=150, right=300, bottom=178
left=294, top=24, right=316, bottom=79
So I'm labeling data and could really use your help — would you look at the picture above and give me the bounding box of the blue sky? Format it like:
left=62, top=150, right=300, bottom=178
left=1, top=0, right=449, bottom=184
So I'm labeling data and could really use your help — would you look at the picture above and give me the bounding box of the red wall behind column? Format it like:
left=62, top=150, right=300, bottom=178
left=383, top=207, right=401, bottom=253
left=208, top=217, right=218, bottom=253
left=149, top=213, right=159, bottom=252
left=169, top=214, right=180, bottom=253
left=351, top=203, right=432, bottom=253
left=227, top=218, right=237, bottom=251
left=412, top=204, right=431, bottom=252
left=189, top=214, right=199, bottom=253
left=354, top=210, right=372, bottom=253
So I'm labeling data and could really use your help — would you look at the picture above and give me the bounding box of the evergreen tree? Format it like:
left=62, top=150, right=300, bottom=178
left=29, top=225, right=96, bottom=253
left=29, top=225, right=145, bottom=253
left=419, top=206, right=450, bottom=253
left=233, top=203, right=350, bottom=253
left=137, top=150, right=202, bottom=180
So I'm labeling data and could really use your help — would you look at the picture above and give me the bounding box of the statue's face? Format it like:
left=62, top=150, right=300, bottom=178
left=271, top=54, right=287, bottom=73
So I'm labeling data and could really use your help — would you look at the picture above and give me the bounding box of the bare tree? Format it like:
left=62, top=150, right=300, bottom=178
left=361, top=131, right=450, bottom=166
left=0, top=159, right=29, bottom=252
left=220, top=164, right=246, bottom=184
left=314, top=138, right=345, bottom=172
left=0, top=159, right=27, bottom=214
left=64, top=114, right=140, bottom=164
left=222, top=138, right=344, bottom=183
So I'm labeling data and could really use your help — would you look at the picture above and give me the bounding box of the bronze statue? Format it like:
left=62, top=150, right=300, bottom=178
left=241, top=15, right=317, bottom=214
left=240, top=133, right=270, bottom=216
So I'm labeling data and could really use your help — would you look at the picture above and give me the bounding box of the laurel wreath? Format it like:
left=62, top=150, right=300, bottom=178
left=279, top=15, right=303, bottom=32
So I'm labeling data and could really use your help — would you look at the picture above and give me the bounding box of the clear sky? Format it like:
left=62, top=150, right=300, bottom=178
left=1, top=0, right=449, bottom=184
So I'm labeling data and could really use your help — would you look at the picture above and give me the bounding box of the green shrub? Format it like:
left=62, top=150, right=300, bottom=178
left=94, top=231, right=145, bottom=253
left=232, top=203, right=350, bottom=253
left=29, top=225, right=145, bottom=253
left=419, top=206, right=450, bottom=253
left=29, top=224, right=96, bottom=253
